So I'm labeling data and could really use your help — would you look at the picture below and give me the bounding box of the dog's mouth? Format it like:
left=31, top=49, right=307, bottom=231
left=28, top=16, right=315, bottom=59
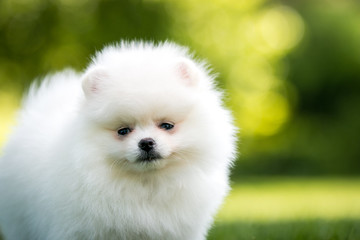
left=137, top=150, right=162, bottom=162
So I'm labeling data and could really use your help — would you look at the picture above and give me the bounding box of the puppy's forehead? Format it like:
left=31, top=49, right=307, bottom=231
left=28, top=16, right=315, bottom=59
left=109, top=63, right=180, bottom=88
left=115, top=88, right=195, bottom=120
left=104, top=63, right=198, bottom=111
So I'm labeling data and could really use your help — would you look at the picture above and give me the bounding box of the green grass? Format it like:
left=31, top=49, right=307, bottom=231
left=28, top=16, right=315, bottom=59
left=209, top=219, right=360, bottom=240
left=208, top=177, right=360, bottom=240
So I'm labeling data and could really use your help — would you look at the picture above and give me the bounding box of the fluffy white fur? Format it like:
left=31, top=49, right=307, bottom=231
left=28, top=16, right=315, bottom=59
left=0, top=42, right=236, bottom=240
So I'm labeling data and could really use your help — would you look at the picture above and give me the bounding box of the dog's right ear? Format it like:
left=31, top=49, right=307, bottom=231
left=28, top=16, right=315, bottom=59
left=82, top=67, right=108, bottom=98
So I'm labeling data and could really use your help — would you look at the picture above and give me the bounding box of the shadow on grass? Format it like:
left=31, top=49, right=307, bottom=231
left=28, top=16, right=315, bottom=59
left=209, top=219, right=360, bottom=240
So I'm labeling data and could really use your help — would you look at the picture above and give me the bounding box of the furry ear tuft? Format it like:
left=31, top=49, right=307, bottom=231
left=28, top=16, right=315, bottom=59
left=82, top=67, right=108, bottom=97
left=175, top=59, right=199, bottom=87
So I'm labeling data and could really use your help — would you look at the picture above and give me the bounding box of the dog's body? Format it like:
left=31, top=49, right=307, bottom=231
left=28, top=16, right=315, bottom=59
left=0, top=42, right=236, bottom=240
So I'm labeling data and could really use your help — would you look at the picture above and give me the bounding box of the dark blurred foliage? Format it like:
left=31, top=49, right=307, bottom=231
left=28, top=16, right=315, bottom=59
left=234, top=0, right=360, bottom=176
left=0, top=0, right=171, bottom=91
left=1, top=0, right=360, bottom=176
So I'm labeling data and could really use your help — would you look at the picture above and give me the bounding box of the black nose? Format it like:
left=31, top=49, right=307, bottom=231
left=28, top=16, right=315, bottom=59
left=138, top=138, right=156, bottom=152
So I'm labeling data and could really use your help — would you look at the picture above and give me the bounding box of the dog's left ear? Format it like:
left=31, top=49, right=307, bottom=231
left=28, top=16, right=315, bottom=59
left=175, top=58, right=199, bottom=87
left=82, top=67, right=109, bottom=98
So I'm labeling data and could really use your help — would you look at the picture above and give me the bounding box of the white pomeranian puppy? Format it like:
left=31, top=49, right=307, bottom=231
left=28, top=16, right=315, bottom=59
left=0, top=42, right=236, bottom=240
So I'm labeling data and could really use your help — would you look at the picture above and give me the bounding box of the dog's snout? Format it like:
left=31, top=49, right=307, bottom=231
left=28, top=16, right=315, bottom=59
left=138, top=138, right=156, bottom=152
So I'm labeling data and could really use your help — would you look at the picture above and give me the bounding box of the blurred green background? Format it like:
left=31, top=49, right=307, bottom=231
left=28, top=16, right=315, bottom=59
left=0, top=0, right=360, bottom=239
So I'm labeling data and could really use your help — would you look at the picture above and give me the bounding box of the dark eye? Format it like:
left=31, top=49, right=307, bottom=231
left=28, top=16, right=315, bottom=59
left=159, top=122, right=174, bottom=130
left=117, top=127, right=131, bottom=136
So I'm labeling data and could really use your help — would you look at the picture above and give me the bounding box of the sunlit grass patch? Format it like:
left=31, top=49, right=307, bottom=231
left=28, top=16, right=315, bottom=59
left=209, top=219, right=360, bottom=240
left=218, top=177, right=360, bottom=221
left=209, top=177, right=360, bottom=240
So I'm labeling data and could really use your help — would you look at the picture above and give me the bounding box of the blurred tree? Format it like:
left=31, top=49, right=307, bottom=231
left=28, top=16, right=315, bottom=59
left=235, top=0, right=360, bottom=175
left=0, top=0, right=171, bottom=91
